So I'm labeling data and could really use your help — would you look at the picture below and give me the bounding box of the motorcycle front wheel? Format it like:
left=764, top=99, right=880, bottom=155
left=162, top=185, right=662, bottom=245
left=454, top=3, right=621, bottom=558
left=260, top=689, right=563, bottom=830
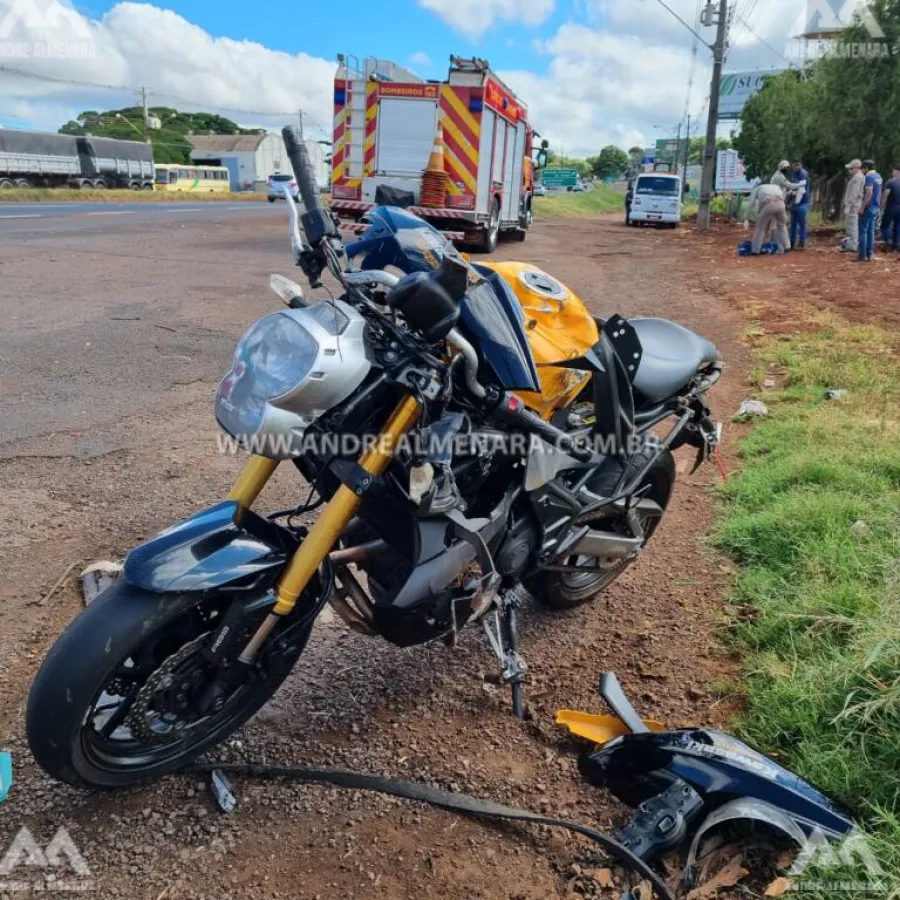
left=26, top=581, right=313, bottom=789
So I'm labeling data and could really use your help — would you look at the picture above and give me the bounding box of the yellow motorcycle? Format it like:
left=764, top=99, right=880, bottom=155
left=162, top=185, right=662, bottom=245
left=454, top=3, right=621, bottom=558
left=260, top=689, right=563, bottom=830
left=27, top=128, right=722, bottom=788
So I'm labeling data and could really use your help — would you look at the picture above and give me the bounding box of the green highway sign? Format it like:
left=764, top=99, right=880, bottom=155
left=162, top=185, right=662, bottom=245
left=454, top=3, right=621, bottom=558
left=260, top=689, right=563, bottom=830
left=540, top=168, right=578, bottom=188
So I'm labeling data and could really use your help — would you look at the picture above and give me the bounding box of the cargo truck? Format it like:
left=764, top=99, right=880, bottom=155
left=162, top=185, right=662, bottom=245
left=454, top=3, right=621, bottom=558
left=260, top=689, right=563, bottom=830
left=0, top=128, right=155, bottom=190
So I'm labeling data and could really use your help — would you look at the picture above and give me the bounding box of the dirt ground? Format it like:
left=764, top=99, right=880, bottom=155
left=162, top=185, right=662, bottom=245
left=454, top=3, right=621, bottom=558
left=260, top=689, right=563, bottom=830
left=0, top=208, right=877, bottom=899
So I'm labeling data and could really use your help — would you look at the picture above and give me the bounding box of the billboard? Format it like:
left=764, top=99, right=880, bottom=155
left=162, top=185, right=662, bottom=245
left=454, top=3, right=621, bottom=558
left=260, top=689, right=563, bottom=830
left=718, top=70, right=783, bottom=119
left=715, top=149, right=759, bottom=193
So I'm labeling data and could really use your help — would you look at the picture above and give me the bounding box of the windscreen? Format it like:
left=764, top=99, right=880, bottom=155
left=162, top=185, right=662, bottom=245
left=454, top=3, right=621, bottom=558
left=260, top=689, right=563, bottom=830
left=270, top=174, right=294, bottom=182
left=636, top=176, right=680, bottom=196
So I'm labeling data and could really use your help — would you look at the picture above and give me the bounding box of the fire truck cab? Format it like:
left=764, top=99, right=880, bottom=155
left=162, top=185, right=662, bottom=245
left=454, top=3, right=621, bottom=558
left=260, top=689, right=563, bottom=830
left=330, top=55, right=538, bottom=251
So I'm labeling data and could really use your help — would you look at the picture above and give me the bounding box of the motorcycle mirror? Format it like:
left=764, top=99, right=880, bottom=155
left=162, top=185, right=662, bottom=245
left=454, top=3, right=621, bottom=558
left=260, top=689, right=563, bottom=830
left=536, top=149, right=548, bottom=170
left=269, top=274, right=307, bottom=308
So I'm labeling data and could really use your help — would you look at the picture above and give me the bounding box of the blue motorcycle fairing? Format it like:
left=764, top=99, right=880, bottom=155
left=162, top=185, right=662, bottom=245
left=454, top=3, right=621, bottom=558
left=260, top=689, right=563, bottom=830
left=123, top=500, right=297, bottom=593
left=345, top=206, right=540, bottom=393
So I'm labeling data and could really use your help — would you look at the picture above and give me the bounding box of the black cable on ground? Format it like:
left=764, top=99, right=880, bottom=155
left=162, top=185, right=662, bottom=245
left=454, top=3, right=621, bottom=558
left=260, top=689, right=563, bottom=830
left=187, top=761, right=675, bottom=900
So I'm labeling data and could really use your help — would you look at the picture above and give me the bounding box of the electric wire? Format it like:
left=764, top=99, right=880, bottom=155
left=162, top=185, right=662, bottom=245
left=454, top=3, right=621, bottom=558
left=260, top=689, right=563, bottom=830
left=732, top=12, right=795, bottom=65
left=0, top=64, right=330, bottom=136
left=647, top=0, right=712, bottom=47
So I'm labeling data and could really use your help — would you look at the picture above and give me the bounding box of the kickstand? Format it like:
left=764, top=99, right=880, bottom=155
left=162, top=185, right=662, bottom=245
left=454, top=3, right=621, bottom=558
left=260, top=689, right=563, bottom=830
left=482, top=586, right=527, bottom=718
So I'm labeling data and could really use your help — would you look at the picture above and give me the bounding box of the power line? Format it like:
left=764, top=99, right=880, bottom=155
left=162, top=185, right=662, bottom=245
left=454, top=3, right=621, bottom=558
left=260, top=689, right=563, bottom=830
left=732, top=12, right=794, bottom=65
left=647, top=0, right=712, bottom=47
left=0, top=64, right=329, bottom=134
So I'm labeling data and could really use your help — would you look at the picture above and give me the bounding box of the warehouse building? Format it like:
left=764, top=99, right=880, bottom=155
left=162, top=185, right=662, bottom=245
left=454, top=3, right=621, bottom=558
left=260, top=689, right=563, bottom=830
left=188, top=132, right=329, bottom=192
left=188, top=133, right=283, bottom=191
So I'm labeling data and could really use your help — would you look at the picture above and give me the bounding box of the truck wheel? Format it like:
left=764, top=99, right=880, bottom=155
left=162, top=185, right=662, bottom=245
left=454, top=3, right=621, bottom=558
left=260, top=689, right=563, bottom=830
left=142, top=183, right=154, bottom=190
left=92, top=179, right=107, bottom=190
left=15, top=178, right=32, bottom=188
left=482, top=197, right=501, bottom=253
left=0, top=179, right=14, bottom=190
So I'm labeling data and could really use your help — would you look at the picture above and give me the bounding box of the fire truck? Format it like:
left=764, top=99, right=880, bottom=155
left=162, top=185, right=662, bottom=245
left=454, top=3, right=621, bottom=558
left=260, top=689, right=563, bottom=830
left=329, top=55, right=544, bottom=251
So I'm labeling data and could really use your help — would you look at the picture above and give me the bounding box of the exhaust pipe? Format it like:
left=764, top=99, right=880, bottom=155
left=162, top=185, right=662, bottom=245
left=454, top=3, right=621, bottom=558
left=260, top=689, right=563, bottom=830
left=571, top=531, right=643, bottom=563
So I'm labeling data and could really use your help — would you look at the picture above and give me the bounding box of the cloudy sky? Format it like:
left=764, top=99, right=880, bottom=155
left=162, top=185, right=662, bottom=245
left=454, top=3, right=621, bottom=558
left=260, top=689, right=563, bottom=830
left=0, top=0, right=824, bottom=155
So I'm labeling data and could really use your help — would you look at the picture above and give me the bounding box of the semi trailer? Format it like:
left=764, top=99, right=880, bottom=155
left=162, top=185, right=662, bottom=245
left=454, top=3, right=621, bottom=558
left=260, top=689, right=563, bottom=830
left=0, top=128, right=155, bottom=190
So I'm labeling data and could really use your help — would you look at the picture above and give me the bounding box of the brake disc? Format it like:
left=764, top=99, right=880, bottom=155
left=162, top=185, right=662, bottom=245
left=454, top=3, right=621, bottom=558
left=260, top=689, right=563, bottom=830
left=127, top=632, right=213, bottom=743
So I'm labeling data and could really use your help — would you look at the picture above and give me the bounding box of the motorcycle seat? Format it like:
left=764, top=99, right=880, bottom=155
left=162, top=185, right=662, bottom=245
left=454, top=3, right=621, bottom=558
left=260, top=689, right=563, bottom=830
left=630, top=317, right=719, bottom=403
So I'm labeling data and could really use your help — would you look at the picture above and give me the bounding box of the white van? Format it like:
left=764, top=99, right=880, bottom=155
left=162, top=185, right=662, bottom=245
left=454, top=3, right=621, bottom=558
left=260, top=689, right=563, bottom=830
left=628, top=173, right=682, bottom=227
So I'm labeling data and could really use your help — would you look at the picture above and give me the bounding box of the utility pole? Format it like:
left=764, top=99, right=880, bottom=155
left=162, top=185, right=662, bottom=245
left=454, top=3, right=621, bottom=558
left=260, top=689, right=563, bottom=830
left=138, top=86, right=150, bottom=143
left=674, top=120, right=682, bottom=174
left=682, top=115, right=692, bottom=187
left=697, top=0, right=728, bottom=230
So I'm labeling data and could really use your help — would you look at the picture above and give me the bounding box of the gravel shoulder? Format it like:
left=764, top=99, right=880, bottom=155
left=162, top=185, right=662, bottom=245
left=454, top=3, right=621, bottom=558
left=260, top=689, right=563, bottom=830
left=0, top=211, right=751, bottom=899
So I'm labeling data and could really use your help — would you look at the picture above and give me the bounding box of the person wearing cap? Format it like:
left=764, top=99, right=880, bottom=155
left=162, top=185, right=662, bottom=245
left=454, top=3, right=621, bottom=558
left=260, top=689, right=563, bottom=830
left=771, top=159, right=795, bottom=196
left=879, top=164, right=900, bottom=253
left=841, top=159, right=865, bottom=252
left=790, top=159, right=811, bottom=249
left=856, top=159, right=882, bottom=261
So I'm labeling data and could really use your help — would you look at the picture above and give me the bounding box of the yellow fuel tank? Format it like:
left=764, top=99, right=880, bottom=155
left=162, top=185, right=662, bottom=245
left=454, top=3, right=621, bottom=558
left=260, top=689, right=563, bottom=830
left=480, top=261, right=599, bottom=420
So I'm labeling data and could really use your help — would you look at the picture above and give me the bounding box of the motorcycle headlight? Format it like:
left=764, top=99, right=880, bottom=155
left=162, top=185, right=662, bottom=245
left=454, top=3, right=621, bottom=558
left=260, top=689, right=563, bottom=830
left=215, top=312, right=318, bottom=440
left=214, top=300, right=372, bottom=458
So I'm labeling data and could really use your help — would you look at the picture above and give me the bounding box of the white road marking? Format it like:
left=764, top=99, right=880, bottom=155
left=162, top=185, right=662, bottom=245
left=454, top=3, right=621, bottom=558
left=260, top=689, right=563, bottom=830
left=85, top=211, right=133, bottom=216
left=0, top=213, right=43, bottom=219
left=163, top=207, right=204, bottom=213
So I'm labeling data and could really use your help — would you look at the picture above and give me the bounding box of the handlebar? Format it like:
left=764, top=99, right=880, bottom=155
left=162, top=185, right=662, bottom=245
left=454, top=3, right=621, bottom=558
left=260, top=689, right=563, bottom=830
left=281, top=125, right=321, bottom=214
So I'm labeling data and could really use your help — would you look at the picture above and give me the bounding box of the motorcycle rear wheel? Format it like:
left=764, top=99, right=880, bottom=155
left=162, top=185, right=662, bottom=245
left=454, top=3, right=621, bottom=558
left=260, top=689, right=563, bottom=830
left=527, top=447, right=675, bottom=609
left=26, top=581, right=312, bottom=789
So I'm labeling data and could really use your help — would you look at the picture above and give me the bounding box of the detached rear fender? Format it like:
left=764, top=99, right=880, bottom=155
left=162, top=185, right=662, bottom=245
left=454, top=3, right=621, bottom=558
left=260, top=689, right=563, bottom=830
left=123, top=500, right=298, bottom=593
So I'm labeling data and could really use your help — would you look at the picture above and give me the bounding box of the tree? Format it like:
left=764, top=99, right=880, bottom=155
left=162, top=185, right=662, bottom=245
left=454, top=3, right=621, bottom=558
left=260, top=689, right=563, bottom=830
left=733, top=0, right=900, bottom=180
left=58, top=106, right=260, bottom=163
left=589, top=144, right=630, bottom=180
left=686, top=136, right=733, bottom=165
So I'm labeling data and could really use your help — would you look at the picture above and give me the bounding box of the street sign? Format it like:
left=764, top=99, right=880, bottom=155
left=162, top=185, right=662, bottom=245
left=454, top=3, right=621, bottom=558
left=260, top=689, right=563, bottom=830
left=654, top=138, right=687, bottom=165
left=540, top=168, right=578, bottom=188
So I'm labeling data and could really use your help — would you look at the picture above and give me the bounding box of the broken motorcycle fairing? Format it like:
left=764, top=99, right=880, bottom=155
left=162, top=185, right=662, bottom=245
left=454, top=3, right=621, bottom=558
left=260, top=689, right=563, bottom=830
left=580, top=727, right=854, bottom=840
left=561, top=672, right=854, bottom=883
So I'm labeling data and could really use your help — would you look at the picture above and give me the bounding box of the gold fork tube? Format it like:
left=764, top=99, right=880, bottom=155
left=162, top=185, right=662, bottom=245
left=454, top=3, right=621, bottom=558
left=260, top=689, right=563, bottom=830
left=238, top=394, right=422, bottom=663
left=273, top=393, right=421, bottom=619
left=228, top=455, right=279, bottom=509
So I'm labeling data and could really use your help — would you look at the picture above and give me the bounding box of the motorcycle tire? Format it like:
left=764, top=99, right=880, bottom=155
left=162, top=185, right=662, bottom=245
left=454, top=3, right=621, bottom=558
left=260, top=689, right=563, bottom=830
left=27, top=581, right=312, bottom=789
left=526, top=446, right=675, bottom=610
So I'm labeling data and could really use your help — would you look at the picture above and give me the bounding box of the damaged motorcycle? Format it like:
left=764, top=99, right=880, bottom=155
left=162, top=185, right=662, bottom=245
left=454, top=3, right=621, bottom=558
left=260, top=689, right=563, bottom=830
left=27, top=127, right=722, bottom=788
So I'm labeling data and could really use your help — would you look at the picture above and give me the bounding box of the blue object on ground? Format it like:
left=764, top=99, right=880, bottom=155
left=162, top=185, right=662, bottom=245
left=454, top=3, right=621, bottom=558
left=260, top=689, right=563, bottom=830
left=738, top=240, right=781, bottom=256
left=0, top=751, right=11, bottom=803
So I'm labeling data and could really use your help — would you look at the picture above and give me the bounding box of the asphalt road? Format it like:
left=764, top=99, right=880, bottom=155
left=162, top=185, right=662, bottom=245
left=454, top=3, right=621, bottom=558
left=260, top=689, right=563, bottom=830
left=0, top=199, right=283, bottom=236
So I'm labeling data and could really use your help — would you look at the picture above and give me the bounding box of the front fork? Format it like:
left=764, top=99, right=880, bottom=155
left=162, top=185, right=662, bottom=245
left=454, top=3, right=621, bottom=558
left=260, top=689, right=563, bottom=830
left=228, top=394, right=422, bottom=664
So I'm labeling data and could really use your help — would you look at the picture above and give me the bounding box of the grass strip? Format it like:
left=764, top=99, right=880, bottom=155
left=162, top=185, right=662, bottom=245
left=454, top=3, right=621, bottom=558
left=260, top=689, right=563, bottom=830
left=533, top=185, right=625, bottom=218
left=715, top=309, right=900, bottom=896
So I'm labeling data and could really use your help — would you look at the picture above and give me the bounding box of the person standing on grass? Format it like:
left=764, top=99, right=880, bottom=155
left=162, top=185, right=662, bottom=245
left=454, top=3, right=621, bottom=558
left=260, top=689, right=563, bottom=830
left=879, top=164, right=900, bottom=253
left=744, top=182, right=790, bottom=253
left=841, top=159, right=865, bottom=253
left=790, top=158, right=811, bottom=249
left=856, top=159, right=882, bottom=262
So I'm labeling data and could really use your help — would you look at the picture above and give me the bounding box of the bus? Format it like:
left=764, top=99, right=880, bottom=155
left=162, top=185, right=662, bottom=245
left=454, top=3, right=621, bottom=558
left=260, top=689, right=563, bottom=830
left=154, top=164, right=230, bottom=192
